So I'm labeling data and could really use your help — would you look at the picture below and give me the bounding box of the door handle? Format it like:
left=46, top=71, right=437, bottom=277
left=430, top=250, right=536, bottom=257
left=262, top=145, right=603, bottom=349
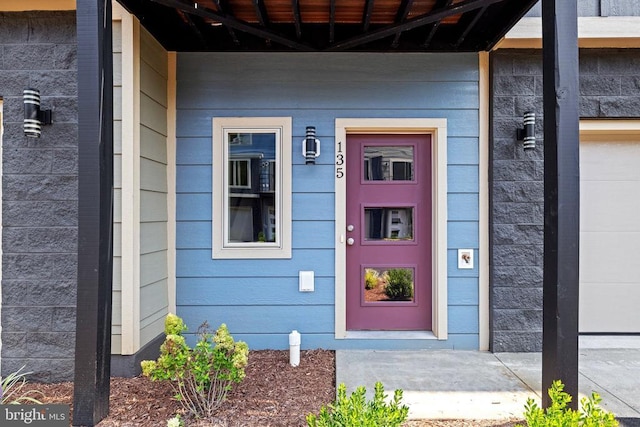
left=347, top=238, right=355, bottom=246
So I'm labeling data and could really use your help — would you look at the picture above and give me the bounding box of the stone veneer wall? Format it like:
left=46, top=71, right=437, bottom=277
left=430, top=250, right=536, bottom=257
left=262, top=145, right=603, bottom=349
left=490, top=48, right=640, bottom=352
left=0, top=11, right=78, bottom=381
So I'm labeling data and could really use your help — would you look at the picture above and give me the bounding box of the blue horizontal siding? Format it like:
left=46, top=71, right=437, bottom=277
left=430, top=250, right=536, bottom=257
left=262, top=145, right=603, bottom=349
left=178, top=53, right=479, bottom=83
left=181, top=332, right=480, bottom=351
left=178, top=82, right=479, bottom=110
left=179, top=305, right=334, bottom=334
left=292, top=193, right=335, bottom=220
left=177, top=165, right=211, bottom=193
left=177, top=249, right=334, bottom=277
left=447, top=137, right=479, bottom=165
left=176, top=52, right=482, bottom=351
left=448, top=165, right=479, bottom=193
left=176, top=194, right=211, bottom=220
left=177, top=277, right=335, bottom=306
left=176, top=137, right=211, bottom=165
left=448, top=306, right=479, bottom=334
left=448, top=277, right=479, bottom=306
left=177, top=220, right=335, bottom=249
left=447, top=194, right=479, bottom=221
left=177, top=109, right=479, bottom=138
left=448, top=222, right=479, bottom=248
left=292, top=165, right=335, bottom=192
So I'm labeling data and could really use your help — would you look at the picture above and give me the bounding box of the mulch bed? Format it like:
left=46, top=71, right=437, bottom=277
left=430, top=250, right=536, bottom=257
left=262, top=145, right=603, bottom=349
left=28, top=349, right=522, bottom=426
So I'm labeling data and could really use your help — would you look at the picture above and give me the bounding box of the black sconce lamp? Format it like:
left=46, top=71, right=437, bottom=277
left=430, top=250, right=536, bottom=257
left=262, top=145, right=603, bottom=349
left=23, top=88, right=52, bottom=138
left=516, top=111, right=535, bottom=150
left=303, top=126, right=320, bottom=165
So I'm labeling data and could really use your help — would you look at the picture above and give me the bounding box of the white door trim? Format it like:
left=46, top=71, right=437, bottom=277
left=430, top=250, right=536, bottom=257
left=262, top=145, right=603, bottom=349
left=334, top=118, right=448, bottom=340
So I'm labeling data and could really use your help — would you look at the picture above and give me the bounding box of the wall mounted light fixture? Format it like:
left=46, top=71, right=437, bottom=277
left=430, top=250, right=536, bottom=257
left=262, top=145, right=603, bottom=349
left=516, top=111, right=535, bottom=150
left=23, top=88, right=52, bottom=138
left=303, top=126, right=320, bottom=164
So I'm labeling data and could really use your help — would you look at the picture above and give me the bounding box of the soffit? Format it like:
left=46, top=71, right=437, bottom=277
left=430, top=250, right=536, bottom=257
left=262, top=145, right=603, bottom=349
left=116, top=0, right=536, bottom=51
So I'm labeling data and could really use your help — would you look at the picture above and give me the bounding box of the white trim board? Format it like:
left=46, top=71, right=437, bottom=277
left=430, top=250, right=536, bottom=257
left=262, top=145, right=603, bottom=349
left=334, top=118, right=448, bottom=341
left=167, top=51, right=177, bottom=315
left=580, top=120, right=640, bottom=137
left=478, top=52, right=490, bottom=351
left=497, top=17, right=640, bottom=49
left=119, top=12, right=142, bottom=355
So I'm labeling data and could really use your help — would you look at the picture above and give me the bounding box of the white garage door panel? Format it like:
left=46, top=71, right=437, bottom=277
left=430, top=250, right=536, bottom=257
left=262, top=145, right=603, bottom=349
left=581, top=141, right=640, bottom=181
left=581, top=182, right=640, bottom=232
left=580, top=283, right=640, bottom=333
left=580, top=137, right=640, bottom=333
left=580, top=232, right=640, bottom=283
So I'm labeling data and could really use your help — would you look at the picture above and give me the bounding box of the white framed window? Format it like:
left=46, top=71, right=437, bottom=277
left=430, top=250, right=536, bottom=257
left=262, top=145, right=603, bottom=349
left=213, top=117, right=292, bottom=259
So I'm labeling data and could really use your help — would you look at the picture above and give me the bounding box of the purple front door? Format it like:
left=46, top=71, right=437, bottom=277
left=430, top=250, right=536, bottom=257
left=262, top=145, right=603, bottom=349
left=346, top=134, right=432, bottom=330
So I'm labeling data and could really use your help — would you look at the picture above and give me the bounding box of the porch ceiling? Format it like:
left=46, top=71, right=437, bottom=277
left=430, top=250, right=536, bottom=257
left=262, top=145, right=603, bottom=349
left=115, top=0, right=536, bottom=52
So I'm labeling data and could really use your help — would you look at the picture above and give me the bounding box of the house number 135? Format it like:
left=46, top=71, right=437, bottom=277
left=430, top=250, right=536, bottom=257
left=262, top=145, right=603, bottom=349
left=336, top=141, right=344, bottom=178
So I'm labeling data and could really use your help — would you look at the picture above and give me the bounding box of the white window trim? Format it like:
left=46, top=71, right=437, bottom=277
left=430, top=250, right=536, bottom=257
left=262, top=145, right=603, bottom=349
left=334, top=118, right=448, bottom=340
left=212, top=117, right=292, bottom=259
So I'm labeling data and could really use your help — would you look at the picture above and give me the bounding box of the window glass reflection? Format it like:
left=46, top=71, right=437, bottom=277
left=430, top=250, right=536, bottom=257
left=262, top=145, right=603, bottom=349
left=364, top=267, right=415, bottom=302
left=364, top=146, right=414, bottom=181
left=227, top=132, right=277, bottom=243
left=364, top=207, right=413, bottom=240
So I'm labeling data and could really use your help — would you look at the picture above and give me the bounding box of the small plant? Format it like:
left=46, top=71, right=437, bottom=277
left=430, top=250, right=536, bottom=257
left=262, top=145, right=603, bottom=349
left=306, top=382, right=409, bottom=427
left=384, top=268, right=414, bottom=300
left=166, top=414, right=184, bottom=427
left=517, top=380, right=618, bottom=427
left=364, top=269, right=379, bottom=290
left=1, top=365, right=44, bottom=404
left=141, top=314, right=249, bottom=418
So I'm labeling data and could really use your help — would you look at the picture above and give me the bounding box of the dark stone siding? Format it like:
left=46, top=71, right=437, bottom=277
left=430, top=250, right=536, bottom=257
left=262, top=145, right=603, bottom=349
left=1, top=11, right=77, bottom=381
left=489, top=48, right=640, bottom=352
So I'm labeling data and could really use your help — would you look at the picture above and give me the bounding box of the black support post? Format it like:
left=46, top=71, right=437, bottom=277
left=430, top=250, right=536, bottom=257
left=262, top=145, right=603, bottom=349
left=541, top=0, right=580, bottom=409
left=73, top=0, right=114, bottom=425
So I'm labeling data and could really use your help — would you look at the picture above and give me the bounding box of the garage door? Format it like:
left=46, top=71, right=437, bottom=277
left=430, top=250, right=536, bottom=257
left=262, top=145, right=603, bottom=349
left=580, top=135, right=640, bottom=333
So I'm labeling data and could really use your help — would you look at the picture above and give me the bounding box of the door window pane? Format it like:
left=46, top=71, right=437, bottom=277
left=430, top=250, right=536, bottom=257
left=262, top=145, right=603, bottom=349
left=364, top=267, right=415, bottom=302
left=364, top=207, right=413, bottom=240
left=364, top=146, right=414, bottom=181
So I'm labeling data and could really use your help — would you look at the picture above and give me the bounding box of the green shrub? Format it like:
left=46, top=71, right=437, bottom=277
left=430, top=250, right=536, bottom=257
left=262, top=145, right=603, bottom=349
left=384, top=268, right=414, bottom=300
left=141, top=314, right=249, bottom=418
left=1, top=365, right=43, bottom=404
left=306, top=382, right=409, bottom=427
left=517, top=380, right=618, bottom=427
left=364, top=269, right=379, bottom=290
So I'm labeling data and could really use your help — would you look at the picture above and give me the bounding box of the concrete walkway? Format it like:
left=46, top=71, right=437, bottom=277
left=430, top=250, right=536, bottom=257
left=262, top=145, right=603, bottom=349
left=336, top=337, right=640, bottom=422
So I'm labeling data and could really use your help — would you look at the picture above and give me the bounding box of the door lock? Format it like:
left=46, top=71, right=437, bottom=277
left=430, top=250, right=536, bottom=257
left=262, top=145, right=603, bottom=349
left=347, top=224, right=354, bottom=232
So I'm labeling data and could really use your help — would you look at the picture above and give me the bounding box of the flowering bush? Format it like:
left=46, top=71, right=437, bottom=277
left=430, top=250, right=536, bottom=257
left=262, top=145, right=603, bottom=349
left=141, top=314, right=249, bottom=418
